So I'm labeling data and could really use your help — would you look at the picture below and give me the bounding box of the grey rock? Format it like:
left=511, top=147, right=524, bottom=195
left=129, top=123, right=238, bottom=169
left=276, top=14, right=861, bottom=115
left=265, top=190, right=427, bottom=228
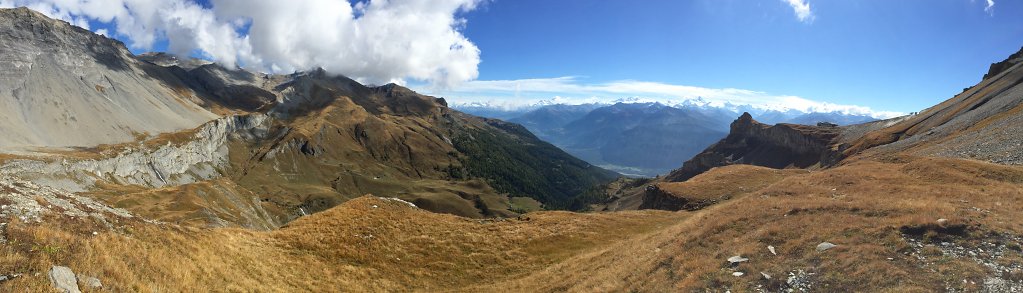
left=768, top=245, right=777, bottom=255
left=48, top=266, right=80, bottom=293
left=77, top=274, right=102, bottom=289
left=727, top=255, right=749, bottom=264
left=817, top=242, right=838, bottom=252
left=0, top=8, right=218, bottom=149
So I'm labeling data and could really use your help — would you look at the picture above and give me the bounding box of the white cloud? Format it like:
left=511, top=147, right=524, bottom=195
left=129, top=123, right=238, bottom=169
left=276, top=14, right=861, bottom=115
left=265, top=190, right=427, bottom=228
left=419, top=77, right=903, bottom=118
left=985, top=0, right=995, bottom=14
left=0, top=0, right=482, bottom=87
left=782, top=0, right=814, bottom=23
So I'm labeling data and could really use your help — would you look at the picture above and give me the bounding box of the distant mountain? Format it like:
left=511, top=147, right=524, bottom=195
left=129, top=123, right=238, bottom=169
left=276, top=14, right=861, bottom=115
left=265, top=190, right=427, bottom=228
left=508, top=103, right=603, bottom=138
left=453, top=101, right=883, bottom=177
left=452, top=103, right=532, bottom=120
left=733, top=108, right=876, bottom=126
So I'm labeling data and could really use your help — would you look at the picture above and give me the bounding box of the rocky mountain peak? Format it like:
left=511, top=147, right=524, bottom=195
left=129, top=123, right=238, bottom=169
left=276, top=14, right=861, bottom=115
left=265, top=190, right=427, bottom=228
left=0, top=7, right=129, bottom=55
left=737, top=111, right=754, bottom=122
left=984, top=46, right=1023, bottom=80
left=728, top=111, right=763, bottom=136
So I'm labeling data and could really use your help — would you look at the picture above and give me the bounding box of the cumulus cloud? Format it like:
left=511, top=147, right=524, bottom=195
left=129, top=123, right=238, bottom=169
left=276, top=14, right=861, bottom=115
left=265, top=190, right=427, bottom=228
left=985, top=0, right=995, bottom=14
left=419, top=77, right=903, bottom=118
left=782, top=0, right=814, bottom=23
left=0, top=0, right=482, bottom=87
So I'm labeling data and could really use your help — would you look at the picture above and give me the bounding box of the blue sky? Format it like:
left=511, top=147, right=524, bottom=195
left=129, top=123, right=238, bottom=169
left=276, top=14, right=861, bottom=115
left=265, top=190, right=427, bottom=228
left=419, top=0, right=1023, bottom=115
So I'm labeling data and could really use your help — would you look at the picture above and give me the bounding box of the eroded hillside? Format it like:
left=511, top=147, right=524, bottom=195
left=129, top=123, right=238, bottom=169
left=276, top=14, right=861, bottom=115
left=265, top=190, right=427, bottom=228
left=1, top=6, right=1023, bottom=293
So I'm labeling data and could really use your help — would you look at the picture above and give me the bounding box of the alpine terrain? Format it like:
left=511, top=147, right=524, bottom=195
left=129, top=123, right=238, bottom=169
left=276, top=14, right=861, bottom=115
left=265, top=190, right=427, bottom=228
left=458, top=101, right=879, bottom=176
left=0, top=5, right=1022, bottom=293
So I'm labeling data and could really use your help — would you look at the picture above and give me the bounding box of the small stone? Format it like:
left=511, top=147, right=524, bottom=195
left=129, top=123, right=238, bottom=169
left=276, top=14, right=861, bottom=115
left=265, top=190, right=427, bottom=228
left=91, top=231, right=98, bottom=236
left=817, top=242, right=838, bottom=252
left=761, top=272, right=772, bottom=280
left=78, top=275, right=102, bottom=289
left=371, top=205, right=378, bottom=209
left=768, top=245, right=777, bottom=255
left=733, top=271, right=744, bottom=277
left=937, top=218, right=949, bottom=226
left=48, top=266, right=80, bottom=293
left=727, top=256, right=749, bottom=264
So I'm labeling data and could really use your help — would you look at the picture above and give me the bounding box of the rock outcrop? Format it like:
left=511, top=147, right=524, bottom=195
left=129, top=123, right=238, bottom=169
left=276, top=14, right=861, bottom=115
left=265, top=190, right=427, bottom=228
left=637, top=185, right=692, bottom=211
left=0, top=114, right=272, bottom=192
left=984, top=46, right=1023, bottom=80
left=48, top=266, right=80, bottom=293
left=664, top=113, right=841, bottom=182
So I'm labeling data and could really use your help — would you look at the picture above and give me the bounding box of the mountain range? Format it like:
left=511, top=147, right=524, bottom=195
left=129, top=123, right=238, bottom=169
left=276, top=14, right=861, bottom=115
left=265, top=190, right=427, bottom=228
left=457, top=101, right=880, bottom=176
left=3, top=7, right=1023, bottom=292
left=0, top=7, right=615, bottom=228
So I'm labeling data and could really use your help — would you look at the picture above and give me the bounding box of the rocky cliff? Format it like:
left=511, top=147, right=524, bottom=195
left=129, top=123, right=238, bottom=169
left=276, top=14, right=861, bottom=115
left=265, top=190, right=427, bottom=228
left=663, top=112, right=841, bottom=182
left=0, top=114, right=272, bottom=192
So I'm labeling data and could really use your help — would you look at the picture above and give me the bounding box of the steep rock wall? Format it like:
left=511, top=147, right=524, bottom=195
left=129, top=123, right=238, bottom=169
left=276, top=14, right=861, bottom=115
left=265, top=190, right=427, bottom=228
left=0, top=114, right=272, bottom=192
left=664, top=113, right=840, bottom=182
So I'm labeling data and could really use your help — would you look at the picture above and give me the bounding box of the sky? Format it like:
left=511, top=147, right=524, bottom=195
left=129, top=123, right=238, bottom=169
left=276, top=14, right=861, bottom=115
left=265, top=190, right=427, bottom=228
left=3, top=0, right=1022, bottom=117
left=429, top=0, right=1023, bottom=116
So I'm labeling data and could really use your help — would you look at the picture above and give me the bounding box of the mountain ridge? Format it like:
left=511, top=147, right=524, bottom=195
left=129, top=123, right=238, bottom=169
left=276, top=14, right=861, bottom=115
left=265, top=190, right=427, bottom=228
left=460, top=101, right=879, bottom=176
left=0, top=7, right=618, bottom=226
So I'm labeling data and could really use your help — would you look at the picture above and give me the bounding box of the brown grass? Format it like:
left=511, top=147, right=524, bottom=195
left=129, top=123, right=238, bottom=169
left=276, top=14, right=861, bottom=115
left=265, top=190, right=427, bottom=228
left=0, top=197, right=683, bottom=292
left=2, top=156, right=1021, bottom=292
left=473, top=156, right=1023, bottom=292
left=656, top=165, right=805, bottom=203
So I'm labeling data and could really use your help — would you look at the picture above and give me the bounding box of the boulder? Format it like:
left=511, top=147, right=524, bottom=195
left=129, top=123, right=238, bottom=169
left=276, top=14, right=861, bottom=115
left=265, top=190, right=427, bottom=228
left=78, top=274, right=102, bottom=289
left=727, top=256, right=749, bottom=264
left=816, top=242, right=838, bottom=252
left=48, top=266, right=80, bottom=293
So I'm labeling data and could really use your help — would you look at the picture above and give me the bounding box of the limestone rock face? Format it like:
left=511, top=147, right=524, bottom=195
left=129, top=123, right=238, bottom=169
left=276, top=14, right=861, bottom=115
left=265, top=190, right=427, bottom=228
left=0, top=114, right=273, bottom=192
left=664, top=113, right=841, bottom=182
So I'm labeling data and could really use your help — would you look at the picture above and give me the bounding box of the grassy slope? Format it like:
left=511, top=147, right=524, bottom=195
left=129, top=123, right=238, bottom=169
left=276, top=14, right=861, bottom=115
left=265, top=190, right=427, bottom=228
left=452, top=119, right=619, bottom=210
left=4, top=155, right=1021, bottom=291
left=480, top=156, right=1023, bottom=292
left=0, top=197, right=680, bottom=292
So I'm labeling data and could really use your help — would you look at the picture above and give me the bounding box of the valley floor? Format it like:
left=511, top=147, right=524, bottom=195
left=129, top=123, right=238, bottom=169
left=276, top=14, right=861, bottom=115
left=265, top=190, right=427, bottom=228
left=2, top=155, right=1022, bottom=292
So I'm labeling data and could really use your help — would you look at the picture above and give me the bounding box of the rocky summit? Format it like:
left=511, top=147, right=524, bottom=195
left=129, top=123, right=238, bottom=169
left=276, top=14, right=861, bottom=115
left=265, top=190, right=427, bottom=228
left=1, top=5, right=1023, bottom=293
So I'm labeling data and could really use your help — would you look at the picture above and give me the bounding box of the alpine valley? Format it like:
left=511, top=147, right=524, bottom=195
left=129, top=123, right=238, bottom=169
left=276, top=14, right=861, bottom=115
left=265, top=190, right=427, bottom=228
left=1, top=5, right=1023, bottom=293
left=456, top=100, right=879, bottom=176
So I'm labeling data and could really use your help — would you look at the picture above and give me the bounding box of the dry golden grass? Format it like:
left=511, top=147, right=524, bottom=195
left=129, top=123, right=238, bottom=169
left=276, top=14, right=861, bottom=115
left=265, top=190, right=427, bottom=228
left=2, top=156, right=1020, bottom=292
left=0, top=197, right=683, bottom=292
left=473, top=156, right=1023, bottom=292
left=83, top=179, right=281, bottom=230
left=656, top=165, right=805, bottom=203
